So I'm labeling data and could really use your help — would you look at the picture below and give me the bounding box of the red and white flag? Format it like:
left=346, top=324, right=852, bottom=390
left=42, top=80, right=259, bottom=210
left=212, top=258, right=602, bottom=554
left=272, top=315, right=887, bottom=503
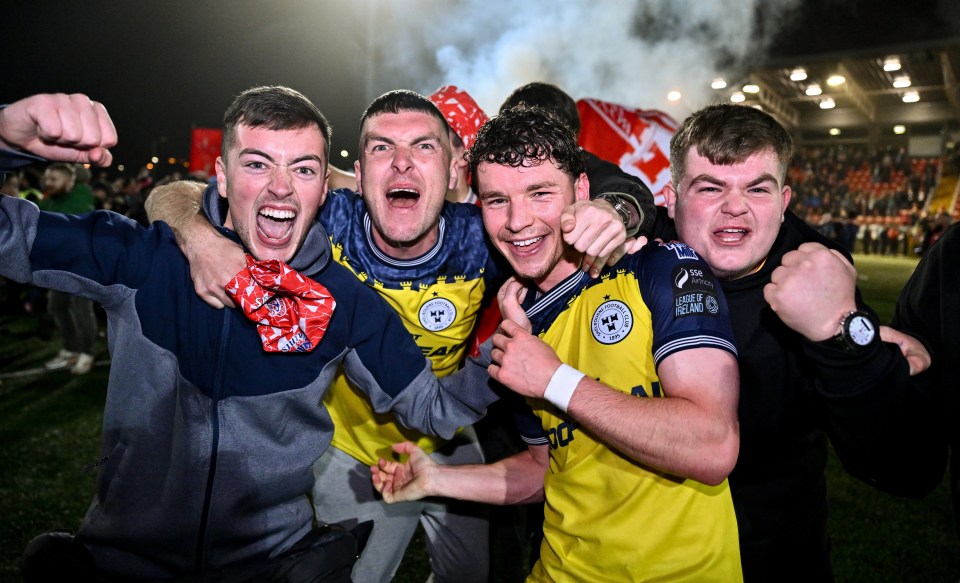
left=576, top=99, right=678, bottom=205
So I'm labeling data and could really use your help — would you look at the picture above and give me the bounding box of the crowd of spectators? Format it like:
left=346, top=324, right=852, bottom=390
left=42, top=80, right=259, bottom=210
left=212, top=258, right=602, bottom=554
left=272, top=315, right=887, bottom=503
left=0, top=164, right=200, bottom=228
left=787, top=144, right=957, bottom=256
left=0, top=164, right=197, bottom=319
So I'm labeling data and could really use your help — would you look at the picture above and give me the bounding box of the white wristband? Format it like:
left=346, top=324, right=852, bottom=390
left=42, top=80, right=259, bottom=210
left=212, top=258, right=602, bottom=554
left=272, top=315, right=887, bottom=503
left=543, top=364, right=585, bottom=413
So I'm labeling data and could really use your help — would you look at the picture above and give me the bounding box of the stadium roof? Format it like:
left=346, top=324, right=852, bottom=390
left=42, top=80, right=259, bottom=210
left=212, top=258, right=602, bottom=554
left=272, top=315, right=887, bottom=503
left=713, top=41, right=960, bottom=143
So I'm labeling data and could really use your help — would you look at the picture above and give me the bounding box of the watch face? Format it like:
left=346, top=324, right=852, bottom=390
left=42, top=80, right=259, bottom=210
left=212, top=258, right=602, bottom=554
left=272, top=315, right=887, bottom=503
left=847, top=315, right=876, bottom=346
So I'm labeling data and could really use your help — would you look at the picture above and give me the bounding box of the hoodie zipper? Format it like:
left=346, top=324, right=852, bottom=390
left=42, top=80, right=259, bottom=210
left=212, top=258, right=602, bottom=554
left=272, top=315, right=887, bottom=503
left=194, top=311, right=231, bottom=572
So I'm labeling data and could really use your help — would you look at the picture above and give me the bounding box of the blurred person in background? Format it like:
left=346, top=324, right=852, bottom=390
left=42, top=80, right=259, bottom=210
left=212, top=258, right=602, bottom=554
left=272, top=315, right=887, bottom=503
left=38, top=162, right=98, bottom=374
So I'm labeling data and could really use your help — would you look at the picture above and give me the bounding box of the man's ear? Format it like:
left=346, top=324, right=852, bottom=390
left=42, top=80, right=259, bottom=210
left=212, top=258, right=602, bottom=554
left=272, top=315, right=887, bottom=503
left=215, top=157, right=227, bottom=199
left=663, top=181, right=678, bottom=219
left=353, top=159, right=362, bottom=195
left=448, top=155, right=463, bottom=191
left=319, top=168, right=331, bottom=208
left=780, top=185, right=792, bottom=222
left=575, top=172, right=590, bottom=202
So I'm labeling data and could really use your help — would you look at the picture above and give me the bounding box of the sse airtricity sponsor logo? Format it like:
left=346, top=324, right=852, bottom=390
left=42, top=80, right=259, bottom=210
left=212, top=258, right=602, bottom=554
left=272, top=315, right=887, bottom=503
left=591, top=300, right=633, bottom=344
left=672, top=265, right=720, bottom=318
left=419, top=297, right=457, bottom=332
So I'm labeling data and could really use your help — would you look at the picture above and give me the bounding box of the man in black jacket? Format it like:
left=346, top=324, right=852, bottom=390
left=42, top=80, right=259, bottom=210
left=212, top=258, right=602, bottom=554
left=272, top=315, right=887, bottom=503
left=892, top=221, right=959, bottom=540
left=661, top=104, right=945, bottom=582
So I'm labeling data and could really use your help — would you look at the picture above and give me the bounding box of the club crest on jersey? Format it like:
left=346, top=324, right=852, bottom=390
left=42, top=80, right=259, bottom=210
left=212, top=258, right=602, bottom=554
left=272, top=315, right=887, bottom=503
left=419, top=297, right=457, bottom=332
left=591, top=300, right=633, bottom=344
left=266, top=297, right=288, bottom=318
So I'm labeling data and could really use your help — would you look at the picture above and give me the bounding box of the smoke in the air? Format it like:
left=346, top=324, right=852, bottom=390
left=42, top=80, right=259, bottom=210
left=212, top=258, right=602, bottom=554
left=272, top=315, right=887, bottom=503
left=371, top=0, right=803, bottom=117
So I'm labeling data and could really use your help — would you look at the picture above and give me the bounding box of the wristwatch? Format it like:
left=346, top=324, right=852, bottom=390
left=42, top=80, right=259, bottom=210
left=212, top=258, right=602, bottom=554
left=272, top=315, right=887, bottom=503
left=593, top=192, right=633, bottom=231
left=832, top=310, right=879, bottom=352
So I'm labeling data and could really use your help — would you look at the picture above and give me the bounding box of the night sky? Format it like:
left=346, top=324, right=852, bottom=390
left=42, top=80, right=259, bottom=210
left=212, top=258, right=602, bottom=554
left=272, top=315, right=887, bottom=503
left=6, top=0, right=958, bottom=176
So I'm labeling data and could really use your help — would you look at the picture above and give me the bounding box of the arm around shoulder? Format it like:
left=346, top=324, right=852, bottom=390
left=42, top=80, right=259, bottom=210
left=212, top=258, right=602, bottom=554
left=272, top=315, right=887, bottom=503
left=144, top=180, right=206, bottom=229
left=145, top=180, right=245, bottom=308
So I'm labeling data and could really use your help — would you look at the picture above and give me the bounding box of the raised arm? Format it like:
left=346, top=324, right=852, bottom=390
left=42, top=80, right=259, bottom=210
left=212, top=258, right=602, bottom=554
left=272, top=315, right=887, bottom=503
left=765, top=237, right=946, bottom=496
left=0, top=93, right=117, bottom=167
left=145, top=180, right=245, bottom=308
left=372, top=441, right=548, bottom=506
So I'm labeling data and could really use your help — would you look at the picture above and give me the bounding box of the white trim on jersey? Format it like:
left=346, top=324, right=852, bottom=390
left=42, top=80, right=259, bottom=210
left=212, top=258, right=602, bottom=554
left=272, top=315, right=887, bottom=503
left=362, top=213, right=447, bottom=267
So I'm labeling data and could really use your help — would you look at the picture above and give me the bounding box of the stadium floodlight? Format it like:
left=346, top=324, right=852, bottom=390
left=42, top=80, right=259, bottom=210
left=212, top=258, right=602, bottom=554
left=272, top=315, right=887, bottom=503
left=711, top=77, right=727, bottom=90
left=827, top=75, right=845, bottom=86
left=883, top=57, right=901, bottom=71
left=730, top=91, right=746, bottom=103
left=789, top=67, right=807, bottom=81
left=805, top=83, right=822, bottom=96
left=892, top=75, right=911, bottom=88
left=743, top=84, right=760, bottom=94
left=902, top=91, right=920, bottom=103
left=819, top=98, right=836, bottom=109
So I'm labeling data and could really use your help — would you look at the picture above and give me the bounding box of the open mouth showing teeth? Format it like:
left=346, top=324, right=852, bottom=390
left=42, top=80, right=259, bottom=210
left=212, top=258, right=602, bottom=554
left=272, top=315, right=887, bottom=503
left=260, top=208, right=295, bottom=220
left=512, top=236, right=543, bottom=247
left=257, top=208, right=296, bottom=240
left=716, top=228, right=747, bottom=242
left=387, top=188, right=420, bottom=200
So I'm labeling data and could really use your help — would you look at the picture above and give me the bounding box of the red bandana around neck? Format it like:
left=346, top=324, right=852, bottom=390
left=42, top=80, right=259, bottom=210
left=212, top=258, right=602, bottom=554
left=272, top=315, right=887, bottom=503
left=226, top=255, right=336, bottom=353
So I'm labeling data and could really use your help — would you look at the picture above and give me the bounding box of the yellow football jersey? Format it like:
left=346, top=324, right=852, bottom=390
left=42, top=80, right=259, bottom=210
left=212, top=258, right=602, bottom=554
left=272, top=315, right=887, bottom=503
left=319, top=192, right=502, bottom=465
left=516, top=242, right=742, bottom=582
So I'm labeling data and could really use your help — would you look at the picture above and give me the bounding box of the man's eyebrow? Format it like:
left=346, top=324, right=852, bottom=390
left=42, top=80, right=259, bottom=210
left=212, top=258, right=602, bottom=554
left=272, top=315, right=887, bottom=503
left=688, top=173, right=725, bottom=187
left=238, top=148, right=322, bottom=165
left=238, top=148, right=275, bottom=162
left=687, top=173, right=779, bottom=188
left=478, top=189, right=504, bottom=201
left=478, top=181, right=562, bottom=202
left=362, top=133, right=443, bottom=147
left=362, top=134, right=395, bottom=147
left=745, top=173, right=780, bottom=188
left=410, top=133, right=443, bottom=144
left=525, top=180, right=560, bottom=192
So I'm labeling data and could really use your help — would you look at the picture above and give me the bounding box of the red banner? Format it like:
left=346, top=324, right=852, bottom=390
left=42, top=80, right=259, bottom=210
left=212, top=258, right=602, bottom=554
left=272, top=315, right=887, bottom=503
left=189, top=128, right=223, bottom=178
left=576, top=99, right=678, bottom=205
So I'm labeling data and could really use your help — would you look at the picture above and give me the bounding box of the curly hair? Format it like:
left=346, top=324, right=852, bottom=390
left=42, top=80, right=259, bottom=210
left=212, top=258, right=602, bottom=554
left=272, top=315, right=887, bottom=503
left=468, top=105, right=586, bottom=193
